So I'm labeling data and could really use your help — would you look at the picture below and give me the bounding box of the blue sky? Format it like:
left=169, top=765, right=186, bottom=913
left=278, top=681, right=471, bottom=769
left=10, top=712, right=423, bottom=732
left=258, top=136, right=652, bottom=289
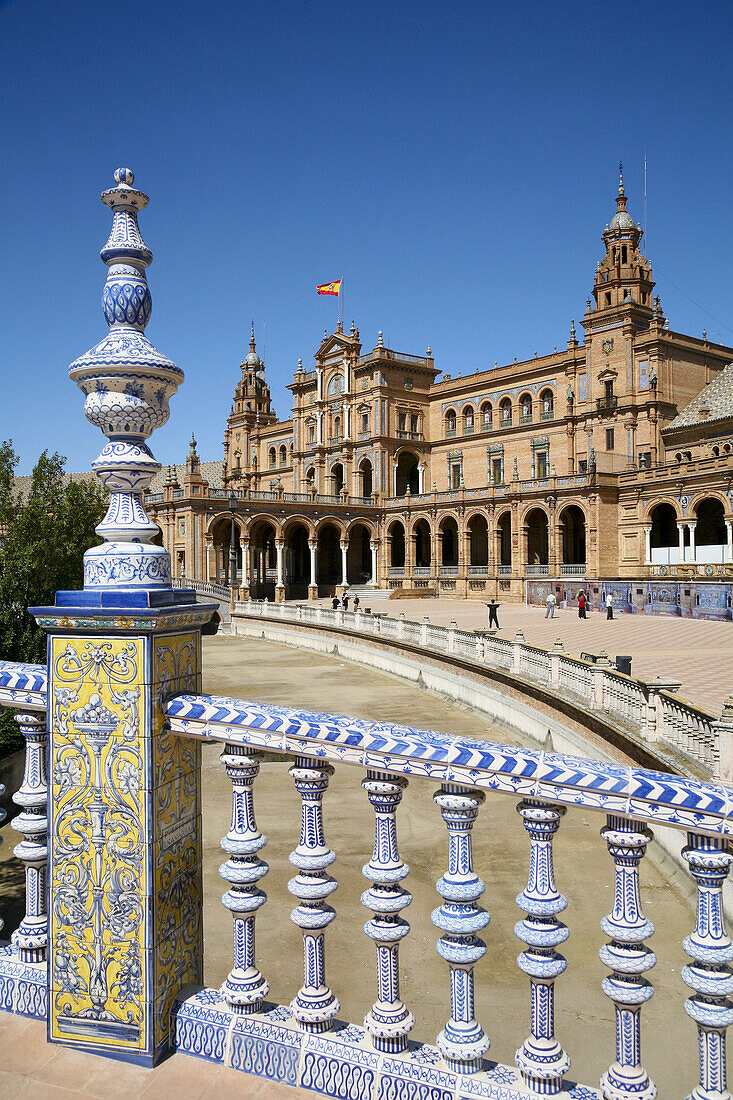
left=2, top=0, right=732, bottom=473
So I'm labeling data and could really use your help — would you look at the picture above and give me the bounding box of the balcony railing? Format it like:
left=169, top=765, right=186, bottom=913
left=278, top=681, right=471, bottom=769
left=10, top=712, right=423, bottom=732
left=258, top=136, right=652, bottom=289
left=445, top=427, right=456, bottom=437
left=0, top=633, right=728, bottom=1099
left=388, top=566, right=405, bottom=576
left=560, top=563, right=587, bottom=576
left=329, top=436, right=343, bottom=446
left=596, top=395, right=618, bottom=411
left=463, top=424, right=475, bottom=434
left=498, top=564, right=512, bottom=575
left=414, top=565, right=432, bottom=575
left=468, top=564, right=489, bottom=574
left=541, top=410, right=554, bottom=421
left=439, top=565, right=459, bottom=575
left=526, top=564, right=550, bottom=576
left=396, top=430, right=424, bottom=440
left=480, top=420, right=492, bottom=432
left=519, top=414, right=532, bottom=425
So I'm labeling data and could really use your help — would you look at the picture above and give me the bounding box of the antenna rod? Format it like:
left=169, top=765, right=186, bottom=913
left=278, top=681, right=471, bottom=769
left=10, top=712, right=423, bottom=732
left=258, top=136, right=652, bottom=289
left=644, top=153, right=647, bottom=247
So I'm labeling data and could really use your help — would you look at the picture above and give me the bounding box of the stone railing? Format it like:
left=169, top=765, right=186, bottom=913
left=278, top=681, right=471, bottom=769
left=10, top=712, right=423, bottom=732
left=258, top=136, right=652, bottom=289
left=1, top=656, right=733, bottom=1099
left=233, top=600, right=724, bottom=776
left=173, top=577, right=231, bottom=602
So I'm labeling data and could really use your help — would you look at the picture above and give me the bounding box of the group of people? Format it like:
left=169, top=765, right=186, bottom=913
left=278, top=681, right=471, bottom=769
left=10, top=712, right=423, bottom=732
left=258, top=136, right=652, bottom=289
left=331, top=593, right=360, bottom=611
left=544, top=590, right=614, bottom=620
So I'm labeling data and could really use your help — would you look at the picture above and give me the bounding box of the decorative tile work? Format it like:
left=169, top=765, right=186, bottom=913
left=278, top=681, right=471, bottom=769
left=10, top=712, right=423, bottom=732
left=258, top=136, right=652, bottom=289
left=0, top=944, right=48, bottom=1019
left=165, top=694, right=733, bottom=837
left=0, top=660, right=47, bottom=709
left=172, top=989, right=603, bottom=1099
left=49, top=636, right=148, bottom=1053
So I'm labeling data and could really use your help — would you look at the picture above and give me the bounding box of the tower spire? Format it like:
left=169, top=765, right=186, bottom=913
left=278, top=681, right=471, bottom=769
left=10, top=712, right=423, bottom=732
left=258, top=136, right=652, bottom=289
left=68, top=168, right=183, bottom=590
left=618, top=160, right=624, bottom=197
left=250, top=320, right=256, bottom=353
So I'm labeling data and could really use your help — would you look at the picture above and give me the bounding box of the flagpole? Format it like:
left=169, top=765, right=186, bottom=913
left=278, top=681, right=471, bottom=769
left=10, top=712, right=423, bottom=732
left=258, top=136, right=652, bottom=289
left=340, top=276, right=344, bottom=329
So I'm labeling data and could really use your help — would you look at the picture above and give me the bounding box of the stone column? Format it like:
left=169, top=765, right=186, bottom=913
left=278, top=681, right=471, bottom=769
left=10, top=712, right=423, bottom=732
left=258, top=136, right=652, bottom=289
left=726, top=520, right=733, bottom=563
left=643, top=525, right=652, bottom=566
left=678, top=521, right=685, bottom=562
left=240, top=538, right=249, bottom=588
left=275, top=539, right=285, bottom=602
left=308, top=540, right=318, bottom=598
left=370, top=540, right=379, bottom=586
left=340, top=540, right=348, bottom=588
left=34, top=168, right=215, bottom=1067
left=689, top=520, right=697, bottom=563
left=205, top=538, right=212, bottom=581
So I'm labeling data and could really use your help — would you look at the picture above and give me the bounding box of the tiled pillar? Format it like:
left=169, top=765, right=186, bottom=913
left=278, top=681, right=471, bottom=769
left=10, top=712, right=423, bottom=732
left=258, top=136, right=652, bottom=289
left=38, top=613, right=208, bottom=1065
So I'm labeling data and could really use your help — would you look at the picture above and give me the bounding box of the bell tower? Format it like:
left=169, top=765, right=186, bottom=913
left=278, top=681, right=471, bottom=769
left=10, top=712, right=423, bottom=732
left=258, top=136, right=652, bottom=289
left=224, top=323, right=277, bottom=485
left=592, top=164, right=655, bottom=316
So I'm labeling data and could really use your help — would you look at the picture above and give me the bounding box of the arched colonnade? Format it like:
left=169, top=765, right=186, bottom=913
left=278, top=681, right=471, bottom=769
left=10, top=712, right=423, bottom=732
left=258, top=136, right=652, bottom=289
left=644, top=495, right=733, bottom=565
left=206, top=513, right=379, bottom=598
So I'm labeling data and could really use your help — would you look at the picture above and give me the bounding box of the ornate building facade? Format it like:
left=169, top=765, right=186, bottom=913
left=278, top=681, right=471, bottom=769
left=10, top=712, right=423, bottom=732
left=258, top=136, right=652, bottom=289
left=148, top=171, right=733, bottom=616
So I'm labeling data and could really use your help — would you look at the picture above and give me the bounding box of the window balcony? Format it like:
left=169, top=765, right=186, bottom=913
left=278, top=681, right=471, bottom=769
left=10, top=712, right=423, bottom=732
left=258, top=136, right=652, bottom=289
left=520, top=414, right=532, bottom=425
left=329, top=436, right=343, bottom=446
left=439, top=565, right=459, bottom=575
left=463, top=425, right=475, bottom=435
left=446, top=427, right=456, bottom=438
left=560, top=563, right=586, bottom=576
left=596, top=396, right=618, bottom=411
left=541, top=410, right=554, bottom=421
left=396, top=430, right=424, bottom=440
left=525, top=564, right=550, bottom=576
left=498, top=564, right=512, bottom=575
left=481, top=420, right=492, bottom=432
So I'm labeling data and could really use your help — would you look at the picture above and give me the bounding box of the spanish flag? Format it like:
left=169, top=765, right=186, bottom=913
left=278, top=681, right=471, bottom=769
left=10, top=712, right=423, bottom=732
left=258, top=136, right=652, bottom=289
left=317, top=279, right=342, bottom=296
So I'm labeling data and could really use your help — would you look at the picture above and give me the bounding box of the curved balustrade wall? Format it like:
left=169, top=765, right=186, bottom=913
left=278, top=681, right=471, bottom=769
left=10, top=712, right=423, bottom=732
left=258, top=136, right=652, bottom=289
left=231, top=600, right=723, bottom=779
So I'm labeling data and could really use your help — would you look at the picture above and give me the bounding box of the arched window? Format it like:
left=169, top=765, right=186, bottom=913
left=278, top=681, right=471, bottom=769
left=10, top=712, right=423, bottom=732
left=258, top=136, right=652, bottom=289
left=445, top=408, right=457, bottom=436
left=279, top=445, right=287, bottom=467
left=500, top=398, right=512, bottom=424
left=305, top=466, right=316, bottom=487
left=333, top=416, right=341, bottom=443
left=463, top=405, right=475, bottom=433
left=520, top=393, right=533, bottom=423
left=540, top=389, right=554, bottom=419
left=480, top=402, right=492, bottom=431
left=268, top=447, right=277, bottom=468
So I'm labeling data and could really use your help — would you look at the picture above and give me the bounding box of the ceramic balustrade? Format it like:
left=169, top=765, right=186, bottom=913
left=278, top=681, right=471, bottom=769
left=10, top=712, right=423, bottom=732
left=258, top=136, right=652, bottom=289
left=1, top=668, right=733, bottom=1097
left=159, top=690, right=733, bottom=1100
left=519, top=645, right=551, bottom=684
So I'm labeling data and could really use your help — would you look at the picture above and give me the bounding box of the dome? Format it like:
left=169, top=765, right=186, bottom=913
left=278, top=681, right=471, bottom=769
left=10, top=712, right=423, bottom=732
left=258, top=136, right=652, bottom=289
left=245, top=349, right=262, bottom=367
left=609, top=209, right=636, bottom=231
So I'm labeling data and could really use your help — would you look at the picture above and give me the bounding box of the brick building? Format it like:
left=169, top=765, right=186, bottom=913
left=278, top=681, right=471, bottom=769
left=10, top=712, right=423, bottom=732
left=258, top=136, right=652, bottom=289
left=147, top=170, right=733, bottom=617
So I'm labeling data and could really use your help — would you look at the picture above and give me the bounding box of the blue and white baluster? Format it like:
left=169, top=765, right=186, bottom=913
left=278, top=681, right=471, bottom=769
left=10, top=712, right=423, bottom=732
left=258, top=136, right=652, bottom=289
left=515, top=800, right=570, bottom=1094
left=599, top=815, right=657, bottom=1100
left=361, top=770, right=415, bottom=1052
left=219, top=744, right=269, bottom=1012
left=11, top=714, right=48, bottom=963
left=432, top=784, right=490, bottom=1074
left=682, top=833, right=733, bottom=1100
left=288, top=756, right=340, bottom=1031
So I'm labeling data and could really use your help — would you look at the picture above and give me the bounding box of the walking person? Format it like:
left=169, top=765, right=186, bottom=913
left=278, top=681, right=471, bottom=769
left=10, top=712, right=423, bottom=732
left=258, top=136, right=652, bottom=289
left=487, top=598, right=500, bottom=630
left=605, top=591, right=614, bottom=620
left=578, top=590, right=587, bottom=620
left=545, top=590, right=557, bottom=619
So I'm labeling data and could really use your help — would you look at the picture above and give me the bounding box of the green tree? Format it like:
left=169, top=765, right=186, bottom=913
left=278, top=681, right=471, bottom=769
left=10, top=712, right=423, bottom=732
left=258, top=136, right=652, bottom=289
left=0, top=442, right=107, bottom=756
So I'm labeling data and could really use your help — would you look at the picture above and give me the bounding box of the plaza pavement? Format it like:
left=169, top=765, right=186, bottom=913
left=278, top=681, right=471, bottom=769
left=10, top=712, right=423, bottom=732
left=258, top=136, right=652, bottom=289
left=0, top=635, right=703, bottom=1096
left=312, top=595, right=733, bottom=714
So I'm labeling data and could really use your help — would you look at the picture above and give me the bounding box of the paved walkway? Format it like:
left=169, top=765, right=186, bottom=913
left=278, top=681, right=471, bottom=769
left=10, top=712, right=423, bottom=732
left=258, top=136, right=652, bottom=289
left=313, top=597, right=733, bottom=714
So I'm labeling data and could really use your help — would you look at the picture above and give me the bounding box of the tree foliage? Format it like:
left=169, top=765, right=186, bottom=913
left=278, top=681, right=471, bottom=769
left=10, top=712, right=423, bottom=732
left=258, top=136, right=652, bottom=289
left=0, top=441, right=107, bottom=755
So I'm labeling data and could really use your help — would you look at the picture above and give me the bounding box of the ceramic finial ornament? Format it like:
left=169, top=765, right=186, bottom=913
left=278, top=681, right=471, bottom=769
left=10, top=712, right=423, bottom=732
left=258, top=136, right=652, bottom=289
left=69, top=169, right=183, bottom=590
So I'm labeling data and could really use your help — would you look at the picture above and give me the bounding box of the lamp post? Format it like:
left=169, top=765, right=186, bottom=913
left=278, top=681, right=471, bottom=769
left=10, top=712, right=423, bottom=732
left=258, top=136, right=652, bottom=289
left=229, top=491, right=238, bottom=587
